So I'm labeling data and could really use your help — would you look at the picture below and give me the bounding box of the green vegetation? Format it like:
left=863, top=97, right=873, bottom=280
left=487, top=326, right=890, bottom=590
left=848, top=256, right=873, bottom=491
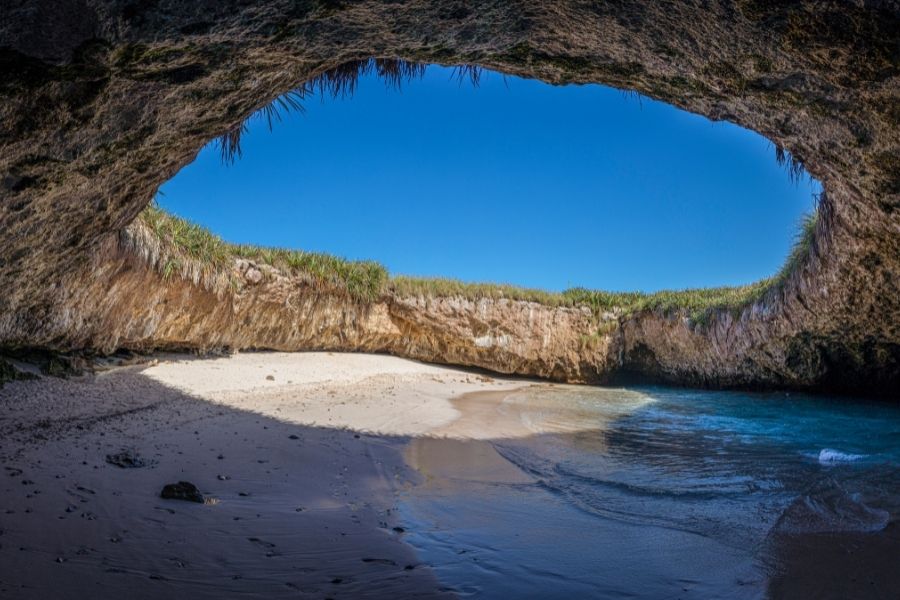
left=773, top=206, right=819, bottom=284
left=158, top=55, right=823, bottom=324
left=138, top=205, right=387, bottom=301
left=161, top=55, right=823, bottom=320
left=389, top=277, right=780, bottom=327
left=392, top=205, right=820, bottom=324
left=389, top=277, right=567, bottom=306
left=136, top=204, right=820, bottom=326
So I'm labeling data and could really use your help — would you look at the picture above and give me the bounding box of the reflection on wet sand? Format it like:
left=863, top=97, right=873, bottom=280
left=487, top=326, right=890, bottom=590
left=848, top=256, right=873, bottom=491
left=2, top=353, right=897, bottom=599
left=405, top=386, right=653, bottom=487
left=400, top=385, right=900, bottom=600
left=418, top=385, right=654, bottom=440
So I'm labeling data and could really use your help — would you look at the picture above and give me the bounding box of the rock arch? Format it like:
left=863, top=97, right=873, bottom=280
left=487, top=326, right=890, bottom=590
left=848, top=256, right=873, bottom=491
left=1, top=1, right=897, bottom=396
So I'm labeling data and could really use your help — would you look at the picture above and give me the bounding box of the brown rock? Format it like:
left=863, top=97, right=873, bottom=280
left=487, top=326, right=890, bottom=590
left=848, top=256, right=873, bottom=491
left=0, top=2, right=897, bottom=396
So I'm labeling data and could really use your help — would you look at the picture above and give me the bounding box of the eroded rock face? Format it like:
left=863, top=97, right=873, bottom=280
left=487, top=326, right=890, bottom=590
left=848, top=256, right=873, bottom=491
left=22, top=228, right=618, bottom=383
left=1, top=1, right=898, bottom=396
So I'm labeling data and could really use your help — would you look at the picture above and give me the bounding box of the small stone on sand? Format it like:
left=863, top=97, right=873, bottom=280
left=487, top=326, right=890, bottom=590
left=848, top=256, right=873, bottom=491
left=160, top=481, right=204, bottom=503
left=106, top=449, right=150, bottom=469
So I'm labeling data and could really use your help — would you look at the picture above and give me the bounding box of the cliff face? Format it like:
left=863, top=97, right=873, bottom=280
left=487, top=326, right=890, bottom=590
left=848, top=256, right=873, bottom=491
left=1, top=1, right=898, bottom=396
left=16, top=226, right=618, bottom=383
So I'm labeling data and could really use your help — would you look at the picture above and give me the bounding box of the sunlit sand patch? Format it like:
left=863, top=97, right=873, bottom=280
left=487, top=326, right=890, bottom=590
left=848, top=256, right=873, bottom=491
left=142, top=352, right=526, bottom=437
left=143, top=352, right=656, bottom=492
left=142, top=353, right=654, bottom=442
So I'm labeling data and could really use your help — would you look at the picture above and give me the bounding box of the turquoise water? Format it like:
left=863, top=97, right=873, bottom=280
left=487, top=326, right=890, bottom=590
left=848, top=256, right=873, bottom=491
left=400, top=386, right=900, bottom=599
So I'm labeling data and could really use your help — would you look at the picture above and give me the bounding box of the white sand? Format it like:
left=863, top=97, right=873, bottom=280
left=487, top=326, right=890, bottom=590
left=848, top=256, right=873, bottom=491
left=0, top=352, right=529, bottom=599
left=143, top=351, right=526, bottom=437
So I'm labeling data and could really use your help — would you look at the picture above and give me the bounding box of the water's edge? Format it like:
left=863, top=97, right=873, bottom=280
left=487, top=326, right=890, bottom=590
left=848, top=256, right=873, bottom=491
left=398, top=385, right=900, bottom=599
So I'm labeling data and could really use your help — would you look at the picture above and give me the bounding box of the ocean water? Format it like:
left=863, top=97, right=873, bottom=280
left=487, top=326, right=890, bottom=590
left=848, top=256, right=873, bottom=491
left=399, top=386, right=900, bottom=599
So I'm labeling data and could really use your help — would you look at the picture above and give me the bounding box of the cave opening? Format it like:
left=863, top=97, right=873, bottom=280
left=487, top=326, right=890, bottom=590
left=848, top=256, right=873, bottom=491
left=3, top=5, right=899, bottom=597
left=147, top=60, right=821, bottom=301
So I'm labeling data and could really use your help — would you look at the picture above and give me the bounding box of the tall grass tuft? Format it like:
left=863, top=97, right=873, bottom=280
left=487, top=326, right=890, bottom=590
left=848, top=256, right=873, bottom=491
left=452, top=64, right=483, bottom=86
left=771, top=206, right=819, bottom=285
left=218, top=123, right=247, bottom=165
left=215, top=58, right=429, bottom=163
left=259, top=90, right=306, bottom=129
left=774, top=144, right=807, bottom=183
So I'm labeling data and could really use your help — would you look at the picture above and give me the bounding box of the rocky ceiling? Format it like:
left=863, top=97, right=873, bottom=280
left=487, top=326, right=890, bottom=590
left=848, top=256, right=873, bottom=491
left=1, top=1, right=898, bottom=396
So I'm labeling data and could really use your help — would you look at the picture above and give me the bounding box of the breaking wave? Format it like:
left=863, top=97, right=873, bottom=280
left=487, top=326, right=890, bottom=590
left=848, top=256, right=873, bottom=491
left=817, top=448, right=867, bottom=464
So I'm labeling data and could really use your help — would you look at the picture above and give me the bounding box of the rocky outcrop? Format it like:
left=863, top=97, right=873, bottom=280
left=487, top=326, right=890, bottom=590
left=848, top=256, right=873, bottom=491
left=17, top=227, right=618, bottom=383
left=1, top=1, right=898, bottom=396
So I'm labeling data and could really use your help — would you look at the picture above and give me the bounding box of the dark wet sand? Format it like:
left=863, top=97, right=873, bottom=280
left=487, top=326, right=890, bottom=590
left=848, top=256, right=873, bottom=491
left=766, top=523, right=900, bottom=600
left=399, top=388, right=900, bottom=600
left=0, top=356, right=477, bottom=599
left=2, top=356, right=897, bottom=599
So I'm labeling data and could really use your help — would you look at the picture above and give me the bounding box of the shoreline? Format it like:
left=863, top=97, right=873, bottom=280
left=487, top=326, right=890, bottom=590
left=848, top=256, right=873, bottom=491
left=0, top=352, right=527, bottom=599
left=4, top=351, right=897, bottom=599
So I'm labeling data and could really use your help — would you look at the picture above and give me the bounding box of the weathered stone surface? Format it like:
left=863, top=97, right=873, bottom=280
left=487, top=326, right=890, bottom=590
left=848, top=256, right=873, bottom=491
left=106, top=449, right=151, bottom=469
left=25, top=227, right=618, bottom=383
left=160, top=481, right=204, bottom=503
left=1, top=1, right=898, bottom=396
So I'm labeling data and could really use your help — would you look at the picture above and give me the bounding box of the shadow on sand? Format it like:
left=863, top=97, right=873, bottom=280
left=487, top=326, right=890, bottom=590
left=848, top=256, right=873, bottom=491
left=1, top=362, right=898, bottom=599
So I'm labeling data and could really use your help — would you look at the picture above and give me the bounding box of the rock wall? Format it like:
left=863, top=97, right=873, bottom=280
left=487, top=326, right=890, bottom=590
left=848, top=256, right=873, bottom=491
left=1, top=1, right=898, bottom=396
left=15, top=227, right=618, bottom=383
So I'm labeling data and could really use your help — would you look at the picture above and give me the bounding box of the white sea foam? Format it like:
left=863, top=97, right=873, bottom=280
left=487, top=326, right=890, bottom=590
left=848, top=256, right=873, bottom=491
left=818, top=449, right=867, bottom=464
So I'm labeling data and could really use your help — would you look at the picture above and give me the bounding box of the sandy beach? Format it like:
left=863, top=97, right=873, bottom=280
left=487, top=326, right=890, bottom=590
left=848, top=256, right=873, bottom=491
left=3, top=352, right=898, bottom=600
left=0, top=352, right=528, bottom=599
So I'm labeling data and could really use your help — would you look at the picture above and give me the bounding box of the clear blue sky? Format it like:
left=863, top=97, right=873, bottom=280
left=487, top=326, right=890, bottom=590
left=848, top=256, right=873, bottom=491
left=157, top=66, right=819, bottom=293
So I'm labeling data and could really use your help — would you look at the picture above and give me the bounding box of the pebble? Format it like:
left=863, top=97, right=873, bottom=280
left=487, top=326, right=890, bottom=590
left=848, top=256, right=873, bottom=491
left=160, top=481, right=205, bottom=503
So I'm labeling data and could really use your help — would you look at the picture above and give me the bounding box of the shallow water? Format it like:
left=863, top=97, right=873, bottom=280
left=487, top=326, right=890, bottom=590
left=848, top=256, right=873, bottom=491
left=399, top=386, right=900, bottom=599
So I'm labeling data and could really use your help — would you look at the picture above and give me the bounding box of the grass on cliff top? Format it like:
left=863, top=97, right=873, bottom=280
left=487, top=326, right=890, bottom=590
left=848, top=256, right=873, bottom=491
left=190, top=57, right=821, bottom=321
left=139, top=205, right=388, bottom=301
left=393, top=200, right=820, bottom=321
left=389, top=276, right=776, bottom=320
left=136, top=204, right=819, bottom=324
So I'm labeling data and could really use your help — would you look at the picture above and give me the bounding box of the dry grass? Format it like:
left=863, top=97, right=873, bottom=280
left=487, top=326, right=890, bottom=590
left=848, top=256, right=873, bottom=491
left=215, top=59, right=486, bottom=164
left=216, top=58, right=427, bottom=164
left=133, top=205, right=388, bottom=301
left=399, top=206, right=818, bottom=325
left=133, top=203, right=819, bottom=327
left=133, top=202, right=819, bottom=324
left=775, top=144, right=807, bottom=183
left=148, top=76, right=823, bottom=325
left=389, top=276, right=565, bottom=306
left=391, top=276, right=776, bottom=324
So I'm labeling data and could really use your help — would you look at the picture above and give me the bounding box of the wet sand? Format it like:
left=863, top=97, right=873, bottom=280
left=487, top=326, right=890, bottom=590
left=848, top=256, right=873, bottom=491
left=399, top=386, right=900, bottom=600
left=2, top=352, right=897, bottom=599
left=765, top=524, right=900, bottom=600
left=0, top=352, right=523, bottom=599
left=400, top=386, right=765, bottom=599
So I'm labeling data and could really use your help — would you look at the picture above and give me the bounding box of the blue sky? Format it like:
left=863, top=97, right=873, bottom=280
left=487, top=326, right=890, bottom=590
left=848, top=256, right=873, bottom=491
left=157, top=66, right=819, bottom=293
